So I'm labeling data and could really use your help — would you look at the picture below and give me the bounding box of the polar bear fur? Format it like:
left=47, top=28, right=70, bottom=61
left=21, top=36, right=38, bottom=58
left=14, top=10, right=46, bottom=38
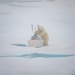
left=34, top=25, right=49, bottom=46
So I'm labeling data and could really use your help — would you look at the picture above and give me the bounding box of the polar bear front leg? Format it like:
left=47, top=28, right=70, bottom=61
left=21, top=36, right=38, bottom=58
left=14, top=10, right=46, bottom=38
left=43, top=40, right=48, bottom=46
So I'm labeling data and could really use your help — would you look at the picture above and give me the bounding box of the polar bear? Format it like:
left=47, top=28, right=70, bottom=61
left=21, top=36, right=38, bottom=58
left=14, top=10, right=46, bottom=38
left=34, top=25, right=49, bottom=46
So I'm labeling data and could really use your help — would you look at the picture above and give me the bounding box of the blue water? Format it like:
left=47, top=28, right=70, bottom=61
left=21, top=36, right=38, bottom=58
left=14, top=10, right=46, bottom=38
left=10, top=44, right=27, bottom=47
left=0, top=53, right=75, bottom=58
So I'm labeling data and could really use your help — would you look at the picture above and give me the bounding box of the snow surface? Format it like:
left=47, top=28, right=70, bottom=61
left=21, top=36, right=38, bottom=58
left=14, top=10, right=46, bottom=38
left=0, top=0, right=75, bottom=75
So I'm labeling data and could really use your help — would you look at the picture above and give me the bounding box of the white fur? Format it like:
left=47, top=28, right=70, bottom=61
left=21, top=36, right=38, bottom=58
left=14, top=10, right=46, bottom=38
left=34, top=25, right=49, bottom=46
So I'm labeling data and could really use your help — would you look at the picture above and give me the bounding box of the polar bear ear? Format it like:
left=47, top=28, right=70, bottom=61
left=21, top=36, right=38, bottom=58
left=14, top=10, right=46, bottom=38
left=38, top=25, right=40, bottom=29
left=31, top=24, right=34, bottom=31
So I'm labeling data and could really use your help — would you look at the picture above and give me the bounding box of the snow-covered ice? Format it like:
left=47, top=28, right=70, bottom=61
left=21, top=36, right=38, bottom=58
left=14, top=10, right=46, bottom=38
left=0, top=0, right=75, bottom=75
